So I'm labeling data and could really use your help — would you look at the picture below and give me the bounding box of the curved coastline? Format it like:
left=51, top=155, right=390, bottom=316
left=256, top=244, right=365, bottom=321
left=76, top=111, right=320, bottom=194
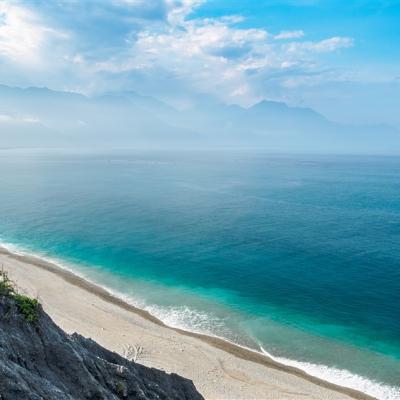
left=0, top=243, right=380, bottom=400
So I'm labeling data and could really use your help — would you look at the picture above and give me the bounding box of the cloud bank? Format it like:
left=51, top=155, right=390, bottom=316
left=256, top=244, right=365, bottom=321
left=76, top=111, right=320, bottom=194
left=0, top=0, right=357, bottom=107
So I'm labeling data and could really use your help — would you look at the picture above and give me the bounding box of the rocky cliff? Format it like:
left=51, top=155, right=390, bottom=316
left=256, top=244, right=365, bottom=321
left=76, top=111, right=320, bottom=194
left=0, top=295, right=204, bottom=400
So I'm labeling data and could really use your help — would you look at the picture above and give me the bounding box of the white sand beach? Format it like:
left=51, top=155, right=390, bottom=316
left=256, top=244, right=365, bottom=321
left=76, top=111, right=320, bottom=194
left=0, top=246, right=374, bottom=400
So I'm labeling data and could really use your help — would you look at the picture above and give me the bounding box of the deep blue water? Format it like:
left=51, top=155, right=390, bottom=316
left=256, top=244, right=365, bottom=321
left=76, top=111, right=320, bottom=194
left=0, top=149, right=399, bottom=398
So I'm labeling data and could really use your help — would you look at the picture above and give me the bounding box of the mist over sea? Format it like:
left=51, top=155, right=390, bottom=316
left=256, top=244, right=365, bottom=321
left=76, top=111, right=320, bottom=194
left=1, top=149, right=399, bottom=399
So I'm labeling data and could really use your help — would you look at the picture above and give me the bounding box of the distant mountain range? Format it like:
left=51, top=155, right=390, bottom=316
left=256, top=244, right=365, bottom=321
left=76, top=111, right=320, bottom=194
left=0, top=84, right=398, bottom=153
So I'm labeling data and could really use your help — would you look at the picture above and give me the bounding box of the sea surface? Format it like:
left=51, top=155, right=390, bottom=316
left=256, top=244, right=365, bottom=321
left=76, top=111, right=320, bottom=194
left=0, top=149, right=399, bottom=399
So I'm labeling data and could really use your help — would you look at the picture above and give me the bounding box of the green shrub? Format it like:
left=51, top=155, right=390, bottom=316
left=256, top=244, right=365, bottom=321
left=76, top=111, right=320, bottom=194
left=0, top=268, right=40, bottom=323
left=14, top=294, right=40, bottom=323
left=0, top=269, right=14, bottom=296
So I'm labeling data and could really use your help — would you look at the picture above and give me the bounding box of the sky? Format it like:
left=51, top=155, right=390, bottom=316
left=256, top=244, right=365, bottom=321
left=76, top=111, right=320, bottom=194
left=0, top=0, right=399, bottom=127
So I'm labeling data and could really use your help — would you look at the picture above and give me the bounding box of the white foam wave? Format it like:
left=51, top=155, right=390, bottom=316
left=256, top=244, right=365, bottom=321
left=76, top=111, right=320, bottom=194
left=260, top=346, right=400, bottom=400
left=0, top=240, right=26, bottom=256
left=145, top=304, right=226, bottom=336
left=0, top=239, right=99, bottom=285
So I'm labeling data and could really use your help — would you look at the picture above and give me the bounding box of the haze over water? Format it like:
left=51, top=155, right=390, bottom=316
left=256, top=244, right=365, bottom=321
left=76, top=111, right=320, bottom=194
left=0, top=149, right=399, bottom=399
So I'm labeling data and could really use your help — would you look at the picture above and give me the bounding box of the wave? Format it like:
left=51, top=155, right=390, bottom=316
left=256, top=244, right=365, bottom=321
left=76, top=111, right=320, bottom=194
left=259, top=347, right=400, bottom=400
left=1, top=239, right=399, bottom=400
left=135, top=297, right=400, bottom=400
left=138, top=295, right=400, bottom=400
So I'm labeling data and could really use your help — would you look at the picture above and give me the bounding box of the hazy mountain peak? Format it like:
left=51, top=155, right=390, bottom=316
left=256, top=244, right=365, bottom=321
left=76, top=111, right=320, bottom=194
left=0, top=84, right=399, bottom=154
left=251, top=100, right=290, bottom=111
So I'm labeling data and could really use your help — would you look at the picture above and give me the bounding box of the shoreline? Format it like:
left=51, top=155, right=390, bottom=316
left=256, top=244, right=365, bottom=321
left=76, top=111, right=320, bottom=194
left=0, top=244, right=376, bottom=400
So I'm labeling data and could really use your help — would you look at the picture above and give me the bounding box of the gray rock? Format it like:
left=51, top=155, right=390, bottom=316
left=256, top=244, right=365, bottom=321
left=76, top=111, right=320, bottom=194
left=0, top=296, right=204, bottom=400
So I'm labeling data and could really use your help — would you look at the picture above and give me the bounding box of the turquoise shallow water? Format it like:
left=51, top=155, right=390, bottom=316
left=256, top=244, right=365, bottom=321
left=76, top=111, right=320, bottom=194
left=0, top=149, right=399, bottom=398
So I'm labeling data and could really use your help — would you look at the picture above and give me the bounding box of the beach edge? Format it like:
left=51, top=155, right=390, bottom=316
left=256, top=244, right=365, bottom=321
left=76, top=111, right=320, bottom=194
left=0, top=245, right=376, bottom=400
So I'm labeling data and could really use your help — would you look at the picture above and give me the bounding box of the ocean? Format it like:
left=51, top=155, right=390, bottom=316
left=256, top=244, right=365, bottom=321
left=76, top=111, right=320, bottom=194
left=0, top=149, right=399, bottom=399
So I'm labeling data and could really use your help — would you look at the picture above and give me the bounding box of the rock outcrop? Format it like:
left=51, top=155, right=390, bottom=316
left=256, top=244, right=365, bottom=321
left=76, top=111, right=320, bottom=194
left=0, top=296, right=204, bottom=400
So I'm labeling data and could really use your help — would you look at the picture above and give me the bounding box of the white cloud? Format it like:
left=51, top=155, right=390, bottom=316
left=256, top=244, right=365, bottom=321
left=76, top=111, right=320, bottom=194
left=0, top=2, right=67, bottom=67
left=22, top=116, right=41, bottom=124
left=275, top=30, right=305, bottom=40
left=88, top=8, right=355, bottom=104
left=231, top=84, right=250, bottom=97
left=0, top=113, right=40, bottom=124
left=135, top=19, right=267, bottom=58
left=90, top=16, right=270, bottom=103
left=0, top=113, right=12, bottom=122
left=287, top=37, right=354, bottom=54
left=165, top=0, right=205, bottom=25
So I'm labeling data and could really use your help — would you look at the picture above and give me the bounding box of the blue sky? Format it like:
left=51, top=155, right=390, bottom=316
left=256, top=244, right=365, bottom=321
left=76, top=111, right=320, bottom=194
left=0, top=0, right=399, bottom=126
